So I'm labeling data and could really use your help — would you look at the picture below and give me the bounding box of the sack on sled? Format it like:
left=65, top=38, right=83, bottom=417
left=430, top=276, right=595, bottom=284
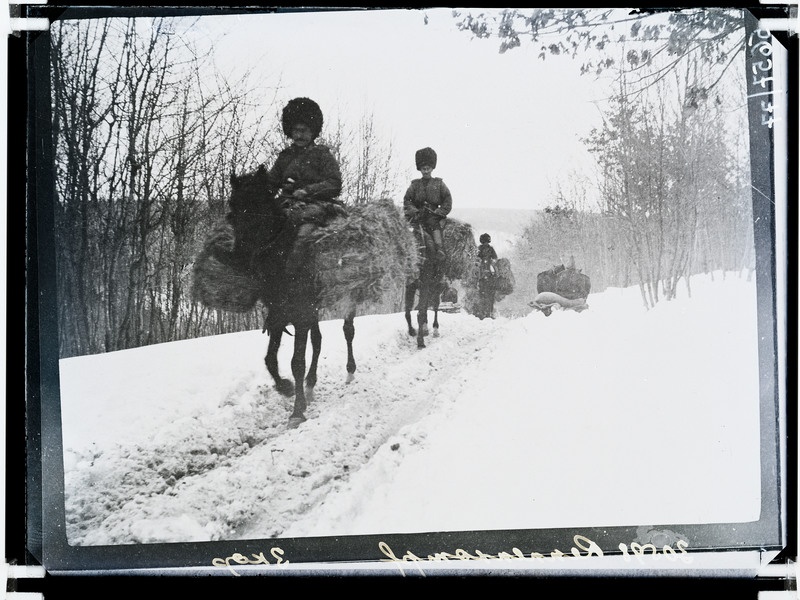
left=190, top=220, right=261, bottom=313
left=308, top=199, right=419, bottom=313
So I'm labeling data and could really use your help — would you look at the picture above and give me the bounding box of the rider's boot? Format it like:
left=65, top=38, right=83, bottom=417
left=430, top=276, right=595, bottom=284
left=432, top=228, right=446, bottom=263
left=286, top=223, right=314, bottom=273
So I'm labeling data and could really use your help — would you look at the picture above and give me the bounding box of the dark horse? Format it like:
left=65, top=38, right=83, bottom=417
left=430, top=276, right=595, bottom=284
left=228, top=167, right=356, bottom=428
left=404, top=224, right=445, bottom=349
left=475, top=257, right=497, bottom=320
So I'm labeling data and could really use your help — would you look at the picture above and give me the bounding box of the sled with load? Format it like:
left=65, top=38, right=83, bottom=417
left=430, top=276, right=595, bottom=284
left=529, top=262, right=591, bottom=316
left=438, top=285, right=461, bottom=314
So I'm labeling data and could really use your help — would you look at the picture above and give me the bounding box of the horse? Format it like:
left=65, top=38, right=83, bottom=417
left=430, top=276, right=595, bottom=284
left=475, top=257, right=497, bottom=320
left=404, top=224, right=446, bottom=348
left=228, top=166, right=356, bottom=428
left=404, top=272, right=443, bottom=341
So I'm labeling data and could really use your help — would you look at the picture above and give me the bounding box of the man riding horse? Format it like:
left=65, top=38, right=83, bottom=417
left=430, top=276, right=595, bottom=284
left=225, top=98, right=349, bottom=427
left=231, top=97, right=345, bottom=281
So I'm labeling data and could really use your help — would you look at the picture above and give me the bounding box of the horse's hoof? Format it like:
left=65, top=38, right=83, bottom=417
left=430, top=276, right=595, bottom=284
left=346, top=372, right=355, bottom=384
left=275, top=380, right=294, bottom=396
left=433, top=329, right=439, bottom=338
left=287, top=416, right=306, bottom=429
left=408, top=328, right=417, bottom=337
left=417, top=340, right=426, bottom=349
left=421, top=324, right=429, bottom=336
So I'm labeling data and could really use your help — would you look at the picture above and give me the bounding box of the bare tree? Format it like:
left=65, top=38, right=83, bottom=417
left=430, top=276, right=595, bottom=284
left=324, top=110, right=401, bottom=206
left=451, top=8, right=753, bottom=310
left=52, top=15, right=411, bottom=357
left=52, top=18, right=120, bottom=356
left=52, top=17, right=282, bottom=357
left=452, top=8, right=746, bottom=99
left=585, top=51, right=747, bottom=308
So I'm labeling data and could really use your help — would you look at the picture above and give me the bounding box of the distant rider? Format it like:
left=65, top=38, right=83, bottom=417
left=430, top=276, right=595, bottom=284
left=403, top=147, right=452, bottom=263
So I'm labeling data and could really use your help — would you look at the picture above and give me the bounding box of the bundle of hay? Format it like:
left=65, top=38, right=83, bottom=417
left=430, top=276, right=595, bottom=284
left=441, top=218, right=478, bottom=282
left=494, top=257, right=515, bottom=300
left=190, top=220, right=262, bottom=312
left=308, top=199, right=419, bottom=315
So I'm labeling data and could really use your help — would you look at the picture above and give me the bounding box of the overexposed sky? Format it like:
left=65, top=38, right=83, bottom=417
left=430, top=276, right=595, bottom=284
left=181, top=8, right=613, bottom=210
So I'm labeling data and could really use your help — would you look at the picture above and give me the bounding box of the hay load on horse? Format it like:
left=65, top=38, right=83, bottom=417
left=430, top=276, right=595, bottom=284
left=441, top=218, right=479, bottom=282
left=191, top=169, right=417, bottom=427
left=493, top=258, right=515, bottom=300
left=464, top=256, right=516, bottom=320
left=461, top=232, right=514, bottom=320
left=190, top=219, right=262, bottom=314
left=307, top=198, right=419, bottom=317
left=404, top=217, right=477, bottom=347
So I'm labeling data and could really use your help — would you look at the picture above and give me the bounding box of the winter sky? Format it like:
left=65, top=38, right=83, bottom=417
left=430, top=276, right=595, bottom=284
left=175, top=7, right=614, bottom=211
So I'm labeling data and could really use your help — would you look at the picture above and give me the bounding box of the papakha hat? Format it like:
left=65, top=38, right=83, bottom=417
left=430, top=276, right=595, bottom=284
left=282, top=97, right=324, bottom=139
left=415, top=147, right=437, bottom=170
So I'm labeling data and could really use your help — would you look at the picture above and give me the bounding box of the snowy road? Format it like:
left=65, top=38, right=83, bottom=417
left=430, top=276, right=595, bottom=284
left=62, top=309, right=512, bottom=544
left=59, top=274, right=763, bottom=546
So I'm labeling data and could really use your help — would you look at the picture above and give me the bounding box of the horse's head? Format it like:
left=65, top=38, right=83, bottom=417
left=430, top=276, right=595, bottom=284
left=227, top=166, right=293, bottom=289
left=229, top=165, right=278, bottom=217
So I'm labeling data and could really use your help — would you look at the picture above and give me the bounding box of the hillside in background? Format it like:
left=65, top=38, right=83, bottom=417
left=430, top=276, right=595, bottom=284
left=448, top=207, right=539, bottom=255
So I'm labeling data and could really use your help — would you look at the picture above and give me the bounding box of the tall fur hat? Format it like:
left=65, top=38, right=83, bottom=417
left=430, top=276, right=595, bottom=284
left=415, top=147, right=437, bottom=170
left=282, top=97, right=324, bottom=139
left=479, top=233, right=491, bottom=244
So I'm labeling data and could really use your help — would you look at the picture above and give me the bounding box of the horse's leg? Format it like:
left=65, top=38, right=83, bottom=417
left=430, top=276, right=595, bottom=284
left=432, top=295, right=440, bottom=337
left=265, top=327, right=294, bottom=396
left=477, top=283, right=488, bottom=320
left=416, top=286, right=429, bottom=348
left=343, top=308, right=356, bottom=383
left=404, top=283, right=417, bottom=336
left=419, top=284, right=430, bottom=337
left=305, top=321, right=321, bottom=389
left=288, top=323, right=310, bottom=428
left=485, top=282, right=496, bottom=319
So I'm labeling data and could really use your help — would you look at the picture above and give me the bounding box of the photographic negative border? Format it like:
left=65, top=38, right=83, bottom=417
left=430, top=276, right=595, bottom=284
left=12, top=4, right=796, bottom=578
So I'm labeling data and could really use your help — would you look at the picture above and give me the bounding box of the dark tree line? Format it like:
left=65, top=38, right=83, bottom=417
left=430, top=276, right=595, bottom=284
left=51, top=17, right=404, bottom=359
left=52, top=18, right=266, bottom=357
left=51, top=11, right=761, bottom=357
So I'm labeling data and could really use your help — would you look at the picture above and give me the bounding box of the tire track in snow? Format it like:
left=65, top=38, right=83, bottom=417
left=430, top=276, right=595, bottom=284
left=66, top=313, right=515, bottom=545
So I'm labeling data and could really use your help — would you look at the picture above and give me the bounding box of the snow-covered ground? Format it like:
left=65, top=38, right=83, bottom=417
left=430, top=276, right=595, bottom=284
left=58, top=271, right=763, bottom=548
